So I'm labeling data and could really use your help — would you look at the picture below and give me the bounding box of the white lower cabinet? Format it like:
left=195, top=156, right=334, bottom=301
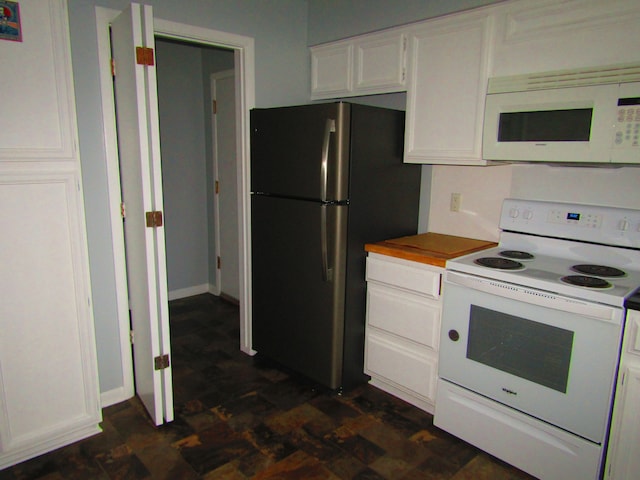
left=605, top=308, right=640, bottom=479
left=364, top=253, right=442, bottom=413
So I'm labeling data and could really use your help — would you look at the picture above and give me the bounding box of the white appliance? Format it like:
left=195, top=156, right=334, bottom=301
left=483, top=63, right=640, bottom=163
left=435, top=199, right=640, bottom=480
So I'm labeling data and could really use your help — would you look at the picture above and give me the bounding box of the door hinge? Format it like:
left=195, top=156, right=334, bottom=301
left=111, top=58, right=116, bottom=77
left=215, top=180, right=220, bottom=194
left=121, top=202, right=126, bottom=218
left=146, top=210, right=163, bottom=228
left=129, top=330, right=134, bottom=344
left=136, top=46, right=155, bottom=66
left=217, top=256, right=221, bottom=269
left=154, top=354, right=170, bottom=370
left=212, top=99, right=217, bottom=114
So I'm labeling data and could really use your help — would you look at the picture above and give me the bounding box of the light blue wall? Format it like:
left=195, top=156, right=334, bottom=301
left=307, top=0, right=504, bottom=45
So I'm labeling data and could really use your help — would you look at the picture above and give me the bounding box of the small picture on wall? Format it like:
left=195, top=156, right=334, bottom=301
left=0, top=1, right=21, bottom=42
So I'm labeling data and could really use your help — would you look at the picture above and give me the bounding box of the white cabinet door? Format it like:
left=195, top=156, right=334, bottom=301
left=0, top=0, right=101, bottom=469
left=404, top=10, right=493, bottom=165
left=353, top=31, right=406, bottom=95
left=310, top=29, right=406, bottom=100
left=111, top=3, right=174, bottom=426
left=311, top=43, right=353, bottom=99
left=492, top=0, right=640, bottom=77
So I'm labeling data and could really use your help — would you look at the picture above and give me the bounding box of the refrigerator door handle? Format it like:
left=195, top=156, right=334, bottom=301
left=320, top=119, right=336, bottom=202
left=320, top=204, right=333, bottom=282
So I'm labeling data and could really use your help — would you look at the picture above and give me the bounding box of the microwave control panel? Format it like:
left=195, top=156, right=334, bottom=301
left=615, top=97, right=640, bottom=148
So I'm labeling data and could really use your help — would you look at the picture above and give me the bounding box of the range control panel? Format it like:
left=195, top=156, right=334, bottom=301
left=501, top=199, right=640, bottom=248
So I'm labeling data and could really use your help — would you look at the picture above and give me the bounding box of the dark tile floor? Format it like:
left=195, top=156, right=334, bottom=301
left=1, top=294, right=536, bottom=479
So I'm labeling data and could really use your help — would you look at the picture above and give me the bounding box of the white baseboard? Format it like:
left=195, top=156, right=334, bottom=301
left=168, top=283, right=210, bottom=301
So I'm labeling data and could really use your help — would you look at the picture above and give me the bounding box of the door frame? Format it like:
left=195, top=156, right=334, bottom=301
left=95, top=7, right=255, bottom=407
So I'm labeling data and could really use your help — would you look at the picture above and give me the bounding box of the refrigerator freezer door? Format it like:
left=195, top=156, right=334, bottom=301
left=251, top=103, right=350, bottom=202
left=251, top=195, right=348, bottom=388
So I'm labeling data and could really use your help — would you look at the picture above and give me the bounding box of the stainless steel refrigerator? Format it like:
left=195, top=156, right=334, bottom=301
left=250, top=102, right=421, bottom=390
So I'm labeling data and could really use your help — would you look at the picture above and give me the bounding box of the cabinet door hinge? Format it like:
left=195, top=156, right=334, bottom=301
left=129, top=330, right=134, bottom=344
left=146, top=210, right=163, bottom=228
left=215, top=180, right=220, bottom=194
left=121, top=202, right=126, bottom=218
left=136, top=46, right=155, bottom=66
left=212, top=99, right=217, bottom=114
left=111, top=58, right=116, bottom=77
left=217, top=256, right=221, bottom=269
left=154, top=354, right=170, bottom=370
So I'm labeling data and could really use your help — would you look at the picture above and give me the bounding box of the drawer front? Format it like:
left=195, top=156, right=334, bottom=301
left=367, top=283, right=440, bottom=348
left=365, top=332, right=437, bottom=400
left=366, top=255, right=441, bottom=298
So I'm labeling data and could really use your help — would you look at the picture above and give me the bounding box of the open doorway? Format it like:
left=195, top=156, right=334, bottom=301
left=154, top=38, right=238, bottom=303
left=95, top=7, right=254, bottom=412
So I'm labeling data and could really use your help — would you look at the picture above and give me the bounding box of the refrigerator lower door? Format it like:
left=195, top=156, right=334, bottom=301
left=251, top=195, right=347, bottom=389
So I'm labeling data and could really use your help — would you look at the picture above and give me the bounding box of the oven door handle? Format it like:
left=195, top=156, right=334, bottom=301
left=444, top=270, right=620, bottom=323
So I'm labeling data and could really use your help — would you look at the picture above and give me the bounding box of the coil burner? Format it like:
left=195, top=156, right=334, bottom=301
left=475, top=257, right=524, bottom=270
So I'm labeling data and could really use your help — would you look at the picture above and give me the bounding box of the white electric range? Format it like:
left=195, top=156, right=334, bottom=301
left=435, top=198, right=640, bottom=480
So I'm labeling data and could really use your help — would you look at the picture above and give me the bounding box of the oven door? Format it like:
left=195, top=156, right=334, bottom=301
left=439, top=271, right=624, bottom=444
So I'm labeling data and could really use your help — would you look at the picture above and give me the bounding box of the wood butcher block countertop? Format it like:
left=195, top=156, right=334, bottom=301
left=365, top=232, right=497, bottom=268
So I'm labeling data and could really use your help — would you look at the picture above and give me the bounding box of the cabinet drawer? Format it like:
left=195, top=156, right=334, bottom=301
left=367, top=283, right=439, bottom=348
left=366, top=255, right=441, bottom=298
left=365, top=332, right=437, bottom=401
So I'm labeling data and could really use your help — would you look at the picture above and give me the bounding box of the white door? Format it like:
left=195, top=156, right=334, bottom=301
left=212, top=70, right=240, bottom=300
left=111, top=3, right=173, bottom=425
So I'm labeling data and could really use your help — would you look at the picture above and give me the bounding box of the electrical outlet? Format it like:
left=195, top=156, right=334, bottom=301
left=450, top=193, right=462, bottom=212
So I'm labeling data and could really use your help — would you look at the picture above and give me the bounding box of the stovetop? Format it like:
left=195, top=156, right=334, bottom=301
left=445, top=199, right=640, bottom=307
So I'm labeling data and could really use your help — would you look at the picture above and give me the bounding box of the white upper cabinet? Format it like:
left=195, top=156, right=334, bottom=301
left=310, top=42, right=353, bottom=99
left=311, top=29, right=407, bottom=100
left=492, top=0, right=640, bottom=77
left=404, top=9, right=494, bottom=165
left=309, top=0, right=640, bottom=165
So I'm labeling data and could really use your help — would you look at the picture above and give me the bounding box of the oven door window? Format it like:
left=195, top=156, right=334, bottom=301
left=467, top=305, right=574, bottom=393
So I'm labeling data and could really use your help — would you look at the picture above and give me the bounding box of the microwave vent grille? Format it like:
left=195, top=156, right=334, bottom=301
left=488, top=63, right=640, bottom=94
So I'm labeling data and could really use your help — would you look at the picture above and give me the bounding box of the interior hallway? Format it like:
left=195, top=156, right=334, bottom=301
left=0, top=294, right=534, bottom=479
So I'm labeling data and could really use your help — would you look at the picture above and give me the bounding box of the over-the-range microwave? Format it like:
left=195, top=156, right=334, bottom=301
left=482, top=63, right=640, bottom=164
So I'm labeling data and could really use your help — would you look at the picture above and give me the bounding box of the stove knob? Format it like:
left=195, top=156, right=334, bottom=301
left=523, top=210, right=533, bottom=220
left=509, top=208, right=519, bottom=218
left=618, top=219, right=630, bottom=231
left=448, top=330, right=460, bottom=342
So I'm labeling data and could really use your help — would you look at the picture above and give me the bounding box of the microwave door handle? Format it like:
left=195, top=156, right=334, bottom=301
left=320, top=119, right=336, bottom=202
